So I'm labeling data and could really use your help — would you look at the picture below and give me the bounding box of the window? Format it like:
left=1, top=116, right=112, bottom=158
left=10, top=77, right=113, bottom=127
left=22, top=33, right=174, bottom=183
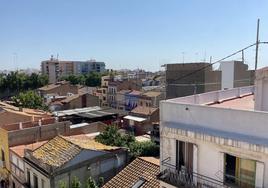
left=1, top=149, right=5, bottom=162
left=33, top=174, right=38, bottom=188
left=224, top=154, right=256, bottom=188
left=176, top=140, right=193, bottom=171
left=41, top=179, right=45, bottom=188
left=26, top=169, right=30, bottom=186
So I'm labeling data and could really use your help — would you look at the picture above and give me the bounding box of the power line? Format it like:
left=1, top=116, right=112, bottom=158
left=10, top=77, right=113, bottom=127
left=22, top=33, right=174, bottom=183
left=168, top=78, right=252, bottom=87
left=168, top=42, right=257, bottom=84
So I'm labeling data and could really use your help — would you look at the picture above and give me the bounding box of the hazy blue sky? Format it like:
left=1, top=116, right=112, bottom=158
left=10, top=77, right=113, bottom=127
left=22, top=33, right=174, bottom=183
left=0, top=0, right=267, bottom=71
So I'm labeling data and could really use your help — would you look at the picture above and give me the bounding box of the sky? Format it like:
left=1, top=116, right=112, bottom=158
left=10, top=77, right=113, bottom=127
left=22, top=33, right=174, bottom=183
left=0, top=0, right=267, bottom=71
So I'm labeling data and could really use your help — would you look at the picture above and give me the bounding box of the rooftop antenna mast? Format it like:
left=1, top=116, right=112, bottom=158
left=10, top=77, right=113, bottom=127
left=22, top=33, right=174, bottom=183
left=255, top=18, right=260, bottom=71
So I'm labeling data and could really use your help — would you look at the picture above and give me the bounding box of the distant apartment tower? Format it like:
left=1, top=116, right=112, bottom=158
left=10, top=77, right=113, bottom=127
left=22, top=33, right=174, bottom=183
left=41, top=56, right=106, bottom=83
left=165, top=61, right=254, bottom=99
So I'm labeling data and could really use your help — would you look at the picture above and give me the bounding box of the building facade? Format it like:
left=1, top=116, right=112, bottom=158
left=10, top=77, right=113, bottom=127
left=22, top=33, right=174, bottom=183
left=159, top=79, right=268, bottom=187
left=23, top=136, right=127, bottom=188
left=165, top=61, right=254, bottom=99
left=41, top=57, right=106, bottom=83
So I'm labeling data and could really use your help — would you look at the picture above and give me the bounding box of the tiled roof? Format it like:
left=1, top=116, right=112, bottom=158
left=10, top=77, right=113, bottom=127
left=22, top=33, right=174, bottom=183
left=131, top=106, right=158, bottom=116
left=60, top=94, right=81, bottom=103
left=38, top=81, right=69, bottom=91
left=0, top=101, right=51, bottom=117
left=32, top=136, right=82, bottom=167
left=65, top=136, right=119, bottom=151
left=102, top=157, right=160, bottom=188
left=38, top=84, right=60, bottom=91
left=129, top=90, right=142, bottom=96
left=31, top=135, right=119, bottom=168
left=143, top=91, right=162, bottom=98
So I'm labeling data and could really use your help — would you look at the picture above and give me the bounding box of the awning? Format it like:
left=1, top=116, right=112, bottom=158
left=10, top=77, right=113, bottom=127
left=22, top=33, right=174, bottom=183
left=124, top=115, right=147, bottom=122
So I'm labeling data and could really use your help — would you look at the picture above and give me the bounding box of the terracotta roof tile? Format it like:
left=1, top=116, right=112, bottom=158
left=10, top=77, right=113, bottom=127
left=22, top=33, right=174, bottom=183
left=102, top=157, right=160, bottom=188
left=131, top=106, right=158, bottom=116
left=32, top=136, right=82, bottom=167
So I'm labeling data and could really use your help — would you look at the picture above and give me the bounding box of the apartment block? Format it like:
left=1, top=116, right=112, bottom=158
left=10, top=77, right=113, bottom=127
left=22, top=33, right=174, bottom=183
left=41, top=56, right=105, bottom=83
left=165, top=61, right=254, bottom=99
left=158, top=67, right=268, bottom=188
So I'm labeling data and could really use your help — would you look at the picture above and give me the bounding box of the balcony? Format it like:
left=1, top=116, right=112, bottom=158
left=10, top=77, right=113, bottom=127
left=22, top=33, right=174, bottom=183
left=158, top=158, right=227, bottom=188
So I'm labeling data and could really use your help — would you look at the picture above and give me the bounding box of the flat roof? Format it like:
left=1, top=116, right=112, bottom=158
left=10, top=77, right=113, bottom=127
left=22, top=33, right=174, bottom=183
left=53, top=106, right=101, bottom=116
left=10, top=141, right=48, bottom=158
left=208, top=94, right=254, bottom=111
left=124, top=115, right=147, bottom=122
left=167, top=86, right=255, bottom=111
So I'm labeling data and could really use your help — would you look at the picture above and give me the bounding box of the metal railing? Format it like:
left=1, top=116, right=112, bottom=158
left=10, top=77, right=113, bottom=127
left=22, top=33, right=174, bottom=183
left=158, top=157, right=228, bottom=188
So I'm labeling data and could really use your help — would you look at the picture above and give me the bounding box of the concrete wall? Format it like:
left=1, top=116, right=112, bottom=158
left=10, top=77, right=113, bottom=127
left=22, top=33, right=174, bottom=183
left=7, top=121, right=70, bottom=147
left=220, top=61, right=234, bottom=89
left=0, top=111, right=35, bottom=126
left=0, top=128, right=10, bottom=172
left=161, top=128, right=267, bottom=187
left=160, top=99, right=268, bottom=187
left=166, top=61, right=254, bottom=99
left=53, top=152, right=126, bottom=188
left=40, top=83, right=79, bottom=96
left=255, top=67, right=268, bottom=111
left=161, top=100, right=268, bottom=141
left=62, top=94, right=99, bottom=110
left=166, top=63, right=209, bottom=99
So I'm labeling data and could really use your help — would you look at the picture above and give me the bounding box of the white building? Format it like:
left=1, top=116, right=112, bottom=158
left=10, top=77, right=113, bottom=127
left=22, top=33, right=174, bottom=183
left=159, top=67, right=268, bottom=188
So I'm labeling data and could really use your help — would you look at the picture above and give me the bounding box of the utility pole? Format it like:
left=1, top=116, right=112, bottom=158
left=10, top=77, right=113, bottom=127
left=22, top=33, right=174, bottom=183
left=209, top=56, right=212, bottom=64
left=255, top=19, right=260, bottom=71
left=242, top=50, right=244, bottom=63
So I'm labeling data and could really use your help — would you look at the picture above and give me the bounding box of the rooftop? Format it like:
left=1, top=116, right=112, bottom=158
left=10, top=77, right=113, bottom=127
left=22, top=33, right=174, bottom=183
left=102, top=157, right=160, bottom=188
left=0, top=101, right=50, bottom=116
left=32, top=136, right=82, bottom=167
left=208, top=94, right=254, bottom=110
left=131, top=106, right=158, bottom=116
left=167, top=86, right=255, bottom=111
left=29, top=135, right=118, bottom=168
left=142, top=91, right=162, bottom=98
left=128, top=90, right=142, bottom=96
left=38, top=84, right=60, bottom=91
left=10, top=141, right=48, bottom=158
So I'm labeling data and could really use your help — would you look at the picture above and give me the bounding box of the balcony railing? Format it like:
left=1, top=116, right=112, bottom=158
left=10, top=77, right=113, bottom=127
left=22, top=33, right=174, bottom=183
left=158, top=157, right=228, bottom=188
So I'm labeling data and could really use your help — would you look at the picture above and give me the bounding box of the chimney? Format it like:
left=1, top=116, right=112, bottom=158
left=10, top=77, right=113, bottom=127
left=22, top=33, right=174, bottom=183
left=254, top=67, right=268, bottom=111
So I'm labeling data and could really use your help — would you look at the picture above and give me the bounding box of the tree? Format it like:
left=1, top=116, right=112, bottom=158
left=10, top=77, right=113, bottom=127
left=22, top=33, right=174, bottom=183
left=59, top=181, right=67, bottom=188
left=71, top=176, right=81, bottom=188
left=97, top=177, right=104, bottom=187
left=86, top=177, right=98, bottom=188
left=95, top=125, right=159, bottom=159
left=95, top=125, right=135, bottom=147
left=129, top=141, right=159, bottom=158
left=11, top=90, right=47, bottom=110
left=85, top=72, right=101, bottom=87
left=0, top=71, right=49, bottom=98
